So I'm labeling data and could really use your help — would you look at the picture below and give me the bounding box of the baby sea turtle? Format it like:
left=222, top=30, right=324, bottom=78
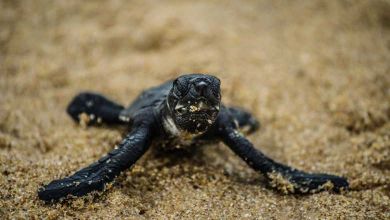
left=38, top=74, right=349, bottom=202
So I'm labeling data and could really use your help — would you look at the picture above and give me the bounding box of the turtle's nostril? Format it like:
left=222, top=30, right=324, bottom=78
left=194, top=81, right=208, bottom=96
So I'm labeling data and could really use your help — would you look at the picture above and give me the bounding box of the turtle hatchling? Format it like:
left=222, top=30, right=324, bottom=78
left=38, top=73, right=349, bottom=202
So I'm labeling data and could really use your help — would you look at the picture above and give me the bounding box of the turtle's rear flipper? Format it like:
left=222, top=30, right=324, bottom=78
left=227, top=107, right=260, bottom=135
left=67, top=92, right=125, bottom=126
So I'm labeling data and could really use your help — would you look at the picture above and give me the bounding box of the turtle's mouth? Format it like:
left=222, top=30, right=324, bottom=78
left=172, top=98, right=220, bottom=133
left=174, top=99, right=219, bottom=115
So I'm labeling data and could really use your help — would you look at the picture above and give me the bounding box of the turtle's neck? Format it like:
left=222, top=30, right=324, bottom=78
left=160, top=100, right=180, bottom=137
left=159, top=100, right=205, bottom=139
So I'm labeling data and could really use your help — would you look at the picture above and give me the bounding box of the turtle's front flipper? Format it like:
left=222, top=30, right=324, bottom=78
left=38, top=123, right=152, bottom=202
left=216, top=112, right=348, bottom=194
left=67, top=92, right=126, bottom=126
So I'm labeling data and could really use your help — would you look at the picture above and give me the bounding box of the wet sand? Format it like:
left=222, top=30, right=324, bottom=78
left=1, top=0, right=389, bottom=219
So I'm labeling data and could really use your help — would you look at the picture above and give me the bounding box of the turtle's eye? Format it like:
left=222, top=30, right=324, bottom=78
left=173, top=85, right=182, bottom=97
left=173, top=78, right=189, bottom=96
left=209, top=78, right=221, bottom=99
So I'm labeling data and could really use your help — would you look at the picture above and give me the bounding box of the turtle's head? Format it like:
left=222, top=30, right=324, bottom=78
left=167, top=74, right=221, bottom=134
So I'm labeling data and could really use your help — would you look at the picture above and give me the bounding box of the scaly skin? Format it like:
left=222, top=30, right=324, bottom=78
left=38, top=73, right=349, bottom=202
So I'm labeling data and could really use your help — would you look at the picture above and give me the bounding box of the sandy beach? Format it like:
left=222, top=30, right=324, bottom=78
left=1, top=0, right=389, bottom=219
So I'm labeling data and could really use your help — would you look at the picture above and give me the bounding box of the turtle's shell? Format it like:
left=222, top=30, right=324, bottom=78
left=120, top=80, right=173, bottom=120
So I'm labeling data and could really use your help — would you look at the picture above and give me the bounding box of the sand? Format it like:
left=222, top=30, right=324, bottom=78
left=1, top=0, right=389, bottom=219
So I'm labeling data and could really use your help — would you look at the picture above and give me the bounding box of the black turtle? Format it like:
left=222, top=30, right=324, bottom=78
left=38, top=73, right=349, bottom=202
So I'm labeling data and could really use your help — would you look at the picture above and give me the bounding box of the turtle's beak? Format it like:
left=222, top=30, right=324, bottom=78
left=175, top=100, right=219, bottom=113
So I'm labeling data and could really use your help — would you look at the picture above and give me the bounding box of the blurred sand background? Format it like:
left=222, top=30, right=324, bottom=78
left=1, top=0, right=389, bottom=219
